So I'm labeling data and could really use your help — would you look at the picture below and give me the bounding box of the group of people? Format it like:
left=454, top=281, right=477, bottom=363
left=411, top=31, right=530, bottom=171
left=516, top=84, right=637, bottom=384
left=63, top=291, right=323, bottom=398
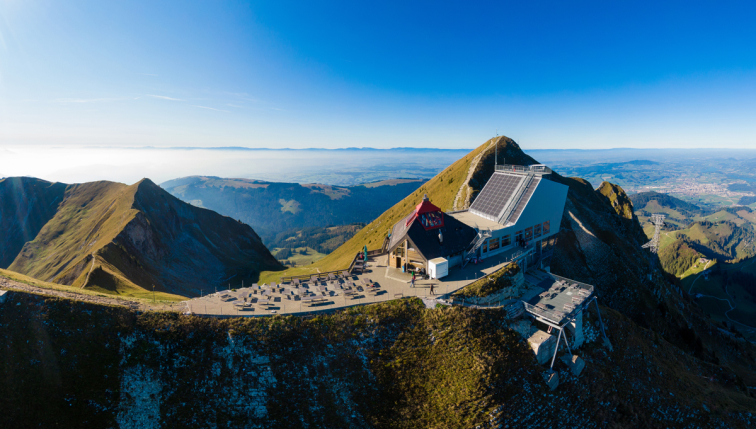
left=516, top=236, right=528, bottom=248
left=409, top=269, right=434, bottom=294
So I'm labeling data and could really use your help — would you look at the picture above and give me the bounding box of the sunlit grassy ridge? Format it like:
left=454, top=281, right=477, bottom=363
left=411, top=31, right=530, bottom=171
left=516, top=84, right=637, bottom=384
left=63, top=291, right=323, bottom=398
left=0, top=268, right=185, bottom=302
left=259, top=138, right=503, bottom=282
left=7, top=178, right=282, bottom=298
left=9, top=180, right=139, bottom=285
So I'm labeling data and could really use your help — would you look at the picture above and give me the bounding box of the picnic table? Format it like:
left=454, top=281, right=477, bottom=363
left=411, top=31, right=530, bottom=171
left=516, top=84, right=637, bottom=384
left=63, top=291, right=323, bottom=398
left=234, top=303, right=253, bottom=311
left=301, top=295, right=328, bottom=306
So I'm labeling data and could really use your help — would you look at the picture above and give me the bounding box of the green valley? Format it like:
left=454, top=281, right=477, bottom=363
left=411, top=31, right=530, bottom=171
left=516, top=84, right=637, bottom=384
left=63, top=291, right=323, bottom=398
left=161, top=176, right=425, bottom=244
left=632, top=191, right=756, bottom=328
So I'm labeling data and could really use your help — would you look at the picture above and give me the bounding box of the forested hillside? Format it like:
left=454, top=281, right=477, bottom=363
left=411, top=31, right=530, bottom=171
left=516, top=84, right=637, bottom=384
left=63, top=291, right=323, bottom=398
left=659, top=238, right=705, bottom=276
left=161, top=177, right=424, bottom=243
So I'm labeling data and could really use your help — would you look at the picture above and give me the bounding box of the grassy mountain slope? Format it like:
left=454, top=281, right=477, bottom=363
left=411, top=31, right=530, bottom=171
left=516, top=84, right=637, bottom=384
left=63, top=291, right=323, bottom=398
left=0, top=178, right=67, bottom=268
left=259, top=137, right=524, bottom=281
left=670, top=220, right=756, bottom=262
left=631, top=191, right=713, bottom=230
left=9, top=179, right=282, bottom=297
left=161, top=176, right=425, bottom=242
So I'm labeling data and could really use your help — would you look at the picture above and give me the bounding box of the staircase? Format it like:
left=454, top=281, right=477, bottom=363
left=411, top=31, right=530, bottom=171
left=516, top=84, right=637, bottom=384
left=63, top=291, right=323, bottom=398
left=462, top=228, right=492, bottom=267
left=381, top=235, right=391, bottom=254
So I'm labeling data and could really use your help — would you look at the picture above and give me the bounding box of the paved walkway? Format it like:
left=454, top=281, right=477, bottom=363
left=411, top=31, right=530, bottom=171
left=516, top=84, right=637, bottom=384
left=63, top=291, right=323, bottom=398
left=186, top=247, right=530, bottom=317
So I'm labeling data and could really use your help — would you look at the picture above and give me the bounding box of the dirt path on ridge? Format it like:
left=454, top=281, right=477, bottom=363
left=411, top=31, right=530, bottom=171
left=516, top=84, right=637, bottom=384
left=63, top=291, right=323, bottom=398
left=453, top=138, right=497, bottom=211
left=0, top=274, right=185, bottom=313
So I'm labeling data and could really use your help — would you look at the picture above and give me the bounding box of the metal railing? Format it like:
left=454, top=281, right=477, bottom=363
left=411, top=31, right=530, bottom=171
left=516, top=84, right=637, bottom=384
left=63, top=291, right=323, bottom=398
left=496, top=164, right=552, bottom=175
left=549, top=273, right=595, bottom=295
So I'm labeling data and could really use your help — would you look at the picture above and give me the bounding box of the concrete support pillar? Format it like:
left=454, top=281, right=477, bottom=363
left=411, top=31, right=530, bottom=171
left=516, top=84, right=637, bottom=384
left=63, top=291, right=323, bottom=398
left=566, top=312, right=584, bottom=349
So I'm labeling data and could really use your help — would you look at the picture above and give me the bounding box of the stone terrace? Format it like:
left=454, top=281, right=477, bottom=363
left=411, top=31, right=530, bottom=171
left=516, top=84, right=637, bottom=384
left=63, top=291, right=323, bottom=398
left=185, top=246, right=534, bottom=317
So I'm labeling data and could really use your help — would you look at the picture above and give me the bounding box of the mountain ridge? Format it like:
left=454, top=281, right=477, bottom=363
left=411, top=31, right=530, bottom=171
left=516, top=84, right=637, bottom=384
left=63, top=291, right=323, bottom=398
left=4, top=177, right=282, bottom=298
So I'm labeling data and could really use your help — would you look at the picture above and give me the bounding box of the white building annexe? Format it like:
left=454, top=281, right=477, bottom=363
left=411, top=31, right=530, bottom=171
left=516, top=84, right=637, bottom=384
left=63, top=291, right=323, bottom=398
left=449, top=163, right=568, bottom=270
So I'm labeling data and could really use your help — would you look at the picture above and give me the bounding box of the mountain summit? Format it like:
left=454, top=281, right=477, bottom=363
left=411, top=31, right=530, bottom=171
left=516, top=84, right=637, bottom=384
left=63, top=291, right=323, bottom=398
left=4, top=177, right=282, bottom=297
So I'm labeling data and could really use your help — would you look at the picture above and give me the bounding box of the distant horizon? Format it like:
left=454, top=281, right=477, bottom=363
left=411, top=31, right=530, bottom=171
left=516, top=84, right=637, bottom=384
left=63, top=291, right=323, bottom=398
left=3, top=145, right=756, bottom=152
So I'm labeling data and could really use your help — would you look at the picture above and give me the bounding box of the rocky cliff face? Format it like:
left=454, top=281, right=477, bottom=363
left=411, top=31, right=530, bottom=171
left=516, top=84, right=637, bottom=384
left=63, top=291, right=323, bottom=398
left=4, top=178, right=282, bottom=297
left=1, top=291, right=754, bottom=428
left=450, top=138, right=756, bottom=402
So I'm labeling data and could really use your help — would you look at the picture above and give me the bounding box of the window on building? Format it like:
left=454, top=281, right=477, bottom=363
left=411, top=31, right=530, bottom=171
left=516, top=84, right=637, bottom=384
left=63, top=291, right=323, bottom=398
left=488, top=237, right=500, bottom=251
left=524, top=227, right=533, bottom=241
left=534, top=224, right=542, bottom=238
left=542, top=220, right=550, bottom=234
left=515, top=230, right=523, bottom=243
left=482, top=240, right=488, bottom=253
left=501, top=235, right=511, bottom=246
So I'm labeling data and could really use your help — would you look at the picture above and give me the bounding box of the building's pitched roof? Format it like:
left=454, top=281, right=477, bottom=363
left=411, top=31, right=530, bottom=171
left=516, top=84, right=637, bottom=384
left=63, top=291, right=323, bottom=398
left=388, top=208, right=477, bottom=261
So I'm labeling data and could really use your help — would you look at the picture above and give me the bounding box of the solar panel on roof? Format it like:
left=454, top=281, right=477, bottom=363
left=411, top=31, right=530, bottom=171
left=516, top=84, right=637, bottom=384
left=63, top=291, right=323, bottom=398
left=506, top=177, right=541, bottom=224
left=469, top=173, right=523, bottom=220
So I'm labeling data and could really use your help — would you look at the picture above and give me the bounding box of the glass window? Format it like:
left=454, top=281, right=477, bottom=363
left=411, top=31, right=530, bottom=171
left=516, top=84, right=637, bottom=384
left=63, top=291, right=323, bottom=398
left=501, top=235, right=511, bottom=246
left=488, top=238, right=500, bottom=251
left=542, top=220, right=550, bottom=235
left=534, top=224, right=542, bottom=238
left=482, top=240, right=488, bottom=253
left=524, top=227, right=533, bottom=241
left=515, top=230, right=523, bottom=242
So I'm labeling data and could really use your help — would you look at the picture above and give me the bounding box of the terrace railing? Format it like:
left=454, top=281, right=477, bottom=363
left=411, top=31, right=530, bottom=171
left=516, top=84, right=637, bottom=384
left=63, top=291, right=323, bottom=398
left=549, top=273, right=595, bottom=295
left=496, top=164, right=552, bottom=175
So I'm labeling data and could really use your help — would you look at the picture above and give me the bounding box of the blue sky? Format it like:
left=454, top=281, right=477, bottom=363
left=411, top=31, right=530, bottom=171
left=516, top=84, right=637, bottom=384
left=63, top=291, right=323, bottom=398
left=1, top=0, right=755, bottom=149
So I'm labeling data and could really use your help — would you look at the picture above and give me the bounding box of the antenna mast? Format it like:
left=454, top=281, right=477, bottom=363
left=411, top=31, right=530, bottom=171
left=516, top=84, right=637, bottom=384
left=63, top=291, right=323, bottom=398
left=495, top=133, right=498, bottom=167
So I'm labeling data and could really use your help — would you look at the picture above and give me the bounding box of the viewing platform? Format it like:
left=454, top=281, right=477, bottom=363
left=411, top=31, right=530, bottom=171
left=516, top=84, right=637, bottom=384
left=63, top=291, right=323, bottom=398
left=184, top=246, right=532, bottom=317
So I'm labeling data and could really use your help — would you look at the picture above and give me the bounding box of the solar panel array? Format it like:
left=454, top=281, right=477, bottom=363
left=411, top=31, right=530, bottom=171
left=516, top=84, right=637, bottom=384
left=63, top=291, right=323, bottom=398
left=469, top=173, right=523, bottom=220
left=506, top=177, right=541, bottom=224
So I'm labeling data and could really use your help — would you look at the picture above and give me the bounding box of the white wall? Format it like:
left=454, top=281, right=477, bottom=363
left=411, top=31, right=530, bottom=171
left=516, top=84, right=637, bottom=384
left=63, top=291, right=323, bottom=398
left=480, top=178, right=568, bottom=259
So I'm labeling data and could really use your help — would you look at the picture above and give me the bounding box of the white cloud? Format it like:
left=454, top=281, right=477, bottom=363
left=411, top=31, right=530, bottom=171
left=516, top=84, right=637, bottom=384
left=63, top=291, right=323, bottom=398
left=192, top=105, right=229, bottom=113
left=51, top=97, right=124, bottom=103
left=146, top=94, right=184, bottom=101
